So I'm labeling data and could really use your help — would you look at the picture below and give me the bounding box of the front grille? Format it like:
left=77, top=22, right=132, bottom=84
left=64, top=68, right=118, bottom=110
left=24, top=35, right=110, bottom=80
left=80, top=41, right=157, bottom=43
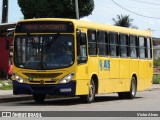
left=23, top=73, right=62, bottom=78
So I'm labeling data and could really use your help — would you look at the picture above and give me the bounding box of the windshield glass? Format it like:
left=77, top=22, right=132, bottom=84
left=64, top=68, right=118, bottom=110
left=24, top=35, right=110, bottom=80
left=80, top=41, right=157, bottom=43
left=14, top=34, right=74, bottom=70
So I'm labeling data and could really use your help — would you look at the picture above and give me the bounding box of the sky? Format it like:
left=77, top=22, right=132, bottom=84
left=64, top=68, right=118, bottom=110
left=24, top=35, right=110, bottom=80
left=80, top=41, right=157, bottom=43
left=0, top=0, right=160, bottom=38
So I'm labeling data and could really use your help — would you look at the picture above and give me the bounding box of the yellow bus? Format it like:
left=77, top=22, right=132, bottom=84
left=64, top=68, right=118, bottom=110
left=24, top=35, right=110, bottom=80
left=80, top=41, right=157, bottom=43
left=12, top=18, right=153, bottom=103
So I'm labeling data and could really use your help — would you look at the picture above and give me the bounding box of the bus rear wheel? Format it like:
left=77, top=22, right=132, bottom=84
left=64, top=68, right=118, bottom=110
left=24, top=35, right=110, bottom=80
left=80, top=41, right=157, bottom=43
left=33, top=94, right=46, bottom=103
left=126, top=77, right=137, bottom=99
left=79, top=79, right=95, bottom=103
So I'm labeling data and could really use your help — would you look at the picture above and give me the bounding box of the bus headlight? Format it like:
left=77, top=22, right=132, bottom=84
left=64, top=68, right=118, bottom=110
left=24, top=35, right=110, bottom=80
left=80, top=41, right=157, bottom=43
left=59, top=73, right=75, bottom=84
left=14, top=74, right=25, bottom=83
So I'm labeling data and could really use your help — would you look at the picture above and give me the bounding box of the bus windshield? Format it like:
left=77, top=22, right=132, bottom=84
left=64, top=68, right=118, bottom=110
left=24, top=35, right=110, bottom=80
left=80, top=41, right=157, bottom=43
left=14, top=34, right=74, bottom=70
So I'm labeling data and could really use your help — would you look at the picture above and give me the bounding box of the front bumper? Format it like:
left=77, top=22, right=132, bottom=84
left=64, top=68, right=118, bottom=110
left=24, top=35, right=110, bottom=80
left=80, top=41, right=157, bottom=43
left=13, top=80, right=76, bottom=96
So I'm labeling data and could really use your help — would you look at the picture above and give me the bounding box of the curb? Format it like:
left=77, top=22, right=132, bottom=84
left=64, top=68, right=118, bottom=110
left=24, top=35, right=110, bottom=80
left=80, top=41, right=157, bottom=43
left=0, top=95, right=33, bottom=103
left=0, top=95, right=67, bottom=103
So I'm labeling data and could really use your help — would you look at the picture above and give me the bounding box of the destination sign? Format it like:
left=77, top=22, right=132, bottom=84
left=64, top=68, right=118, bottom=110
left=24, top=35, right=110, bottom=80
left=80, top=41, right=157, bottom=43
left=15, top=21, right=74, bottom=33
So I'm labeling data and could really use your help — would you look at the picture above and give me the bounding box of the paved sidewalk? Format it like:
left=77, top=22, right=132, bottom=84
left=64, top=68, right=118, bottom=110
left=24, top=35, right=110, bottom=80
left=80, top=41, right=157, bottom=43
left=0, top=90, right=32, bottom=103
left=0, top=84, right=159, bottom=103
left=148, top=84, right=160, bottom=91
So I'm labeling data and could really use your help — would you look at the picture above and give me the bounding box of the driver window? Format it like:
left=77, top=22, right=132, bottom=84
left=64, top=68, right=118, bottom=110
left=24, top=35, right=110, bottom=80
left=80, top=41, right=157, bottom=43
left=77, top=33, right=87, bottom=64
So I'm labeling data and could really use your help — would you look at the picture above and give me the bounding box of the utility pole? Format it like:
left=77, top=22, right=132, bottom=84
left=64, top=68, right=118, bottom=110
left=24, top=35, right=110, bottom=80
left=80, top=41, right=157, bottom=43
left=1, top=0, right=8, bottom=23
left=75, top=0, right=79, bottom=19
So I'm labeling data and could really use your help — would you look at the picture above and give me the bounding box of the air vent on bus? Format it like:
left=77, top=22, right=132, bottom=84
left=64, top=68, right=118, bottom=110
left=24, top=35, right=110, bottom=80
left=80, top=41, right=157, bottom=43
left=23, top=73, right=62, bottom=78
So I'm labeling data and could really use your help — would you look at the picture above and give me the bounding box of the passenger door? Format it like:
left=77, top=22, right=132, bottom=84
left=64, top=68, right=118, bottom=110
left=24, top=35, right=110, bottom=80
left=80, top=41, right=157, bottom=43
left=76, top=29, right=89, bottom=95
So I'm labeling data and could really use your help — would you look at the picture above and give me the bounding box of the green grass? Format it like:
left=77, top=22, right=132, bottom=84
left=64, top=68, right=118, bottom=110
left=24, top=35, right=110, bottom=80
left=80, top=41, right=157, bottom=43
left=0, top=84, right=13, bottom=90
left=153, top=74, right=160, bottom=84
left=0, top=80, right=13, bottom=90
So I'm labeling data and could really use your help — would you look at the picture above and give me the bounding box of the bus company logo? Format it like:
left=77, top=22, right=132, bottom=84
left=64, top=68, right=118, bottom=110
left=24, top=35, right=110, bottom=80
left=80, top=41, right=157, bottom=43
left=2, top=112, right=11, bottom=117
left=99, top=60, right=110, bottom=71
left=104, top=60, right=110, bottom=70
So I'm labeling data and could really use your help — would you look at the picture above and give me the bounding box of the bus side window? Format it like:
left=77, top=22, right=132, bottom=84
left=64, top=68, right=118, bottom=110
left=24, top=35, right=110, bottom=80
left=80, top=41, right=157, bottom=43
left=97, top=31, right=108, bottom=56
left=120, top=34, right=128, bottom=58
left=77, top=32, right=87, bottom=64
left=130, top=35, right=138, bottom=58
left=139, top=37, right=146, bottom=59
left=147, top=38, right=152, bottom=59
left=109, top=32, right=119, bottom=57
left=88, top=29, right=97, bottom=56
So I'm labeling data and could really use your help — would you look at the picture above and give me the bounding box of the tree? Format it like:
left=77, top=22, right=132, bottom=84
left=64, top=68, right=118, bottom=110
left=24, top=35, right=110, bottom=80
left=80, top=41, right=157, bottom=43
left=112, top=14, right=137, bottom=28
left=17, top=0, right=94, bottom=19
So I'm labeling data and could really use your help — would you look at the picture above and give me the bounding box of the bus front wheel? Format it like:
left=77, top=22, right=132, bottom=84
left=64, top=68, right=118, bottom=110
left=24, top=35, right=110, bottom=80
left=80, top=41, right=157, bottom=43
left=33, top=94, right=46, bottom=103
left=79, top=79, right=95, bottom=103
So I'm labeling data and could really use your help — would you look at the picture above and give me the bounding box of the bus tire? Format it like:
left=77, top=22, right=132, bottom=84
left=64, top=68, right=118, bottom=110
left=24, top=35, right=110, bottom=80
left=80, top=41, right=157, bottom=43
left=33, top=94, right=46, bottom=103
left=126, top=77, right=137, bottom=99
left=79, top=79, right=95, bottom=103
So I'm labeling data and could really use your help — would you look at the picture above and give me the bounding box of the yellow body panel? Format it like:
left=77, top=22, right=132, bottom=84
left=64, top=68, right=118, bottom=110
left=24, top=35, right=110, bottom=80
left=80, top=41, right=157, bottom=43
left=98, top=57, right=111, bottom=93
left=120, top=59, right=130, bottom=79
left=110, top=58, right=119, bottom=79
left=76, top=63, right=89, bottom=95
left=145, top=60, right=153, bottom=89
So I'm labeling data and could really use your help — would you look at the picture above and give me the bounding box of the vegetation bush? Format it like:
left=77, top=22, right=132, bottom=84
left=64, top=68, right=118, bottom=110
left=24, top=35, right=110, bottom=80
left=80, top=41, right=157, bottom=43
left=153, top=74, right=160, bottom=84
left=154, top=59, right=160, bottom=67
left=0, top=80, right=13, bottom=90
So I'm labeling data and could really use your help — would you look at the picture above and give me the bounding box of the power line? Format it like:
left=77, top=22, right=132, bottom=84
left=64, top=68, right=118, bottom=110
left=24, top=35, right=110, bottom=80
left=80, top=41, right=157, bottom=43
left=97, top=0, right=158, bottom=11
left=131, top=0, right=160, bottom=5
left=111, top=0, right=160, bottom=19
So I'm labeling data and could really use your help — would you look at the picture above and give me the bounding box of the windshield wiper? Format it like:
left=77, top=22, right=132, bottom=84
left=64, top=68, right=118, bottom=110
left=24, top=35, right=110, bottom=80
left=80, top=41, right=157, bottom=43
left=36, top=62, right=47, bottom=70
left=41, top=33, right=60, bottom=70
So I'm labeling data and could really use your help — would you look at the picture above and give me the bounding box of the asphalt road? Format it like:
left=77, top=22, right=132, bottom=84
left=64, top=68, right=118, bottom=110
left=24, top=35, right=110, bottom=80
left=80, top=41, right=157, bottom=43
left=1, top=89, right=160, bottom=119
left=0, top=89, right=160, bottom=112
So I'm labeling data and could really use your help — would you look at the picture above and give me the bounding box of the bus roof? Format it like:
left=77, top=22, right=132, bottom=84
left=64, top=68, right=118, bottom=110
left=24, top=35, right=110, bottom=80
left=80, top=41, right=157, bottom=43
left=17, top=18, right=151, bottom=37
